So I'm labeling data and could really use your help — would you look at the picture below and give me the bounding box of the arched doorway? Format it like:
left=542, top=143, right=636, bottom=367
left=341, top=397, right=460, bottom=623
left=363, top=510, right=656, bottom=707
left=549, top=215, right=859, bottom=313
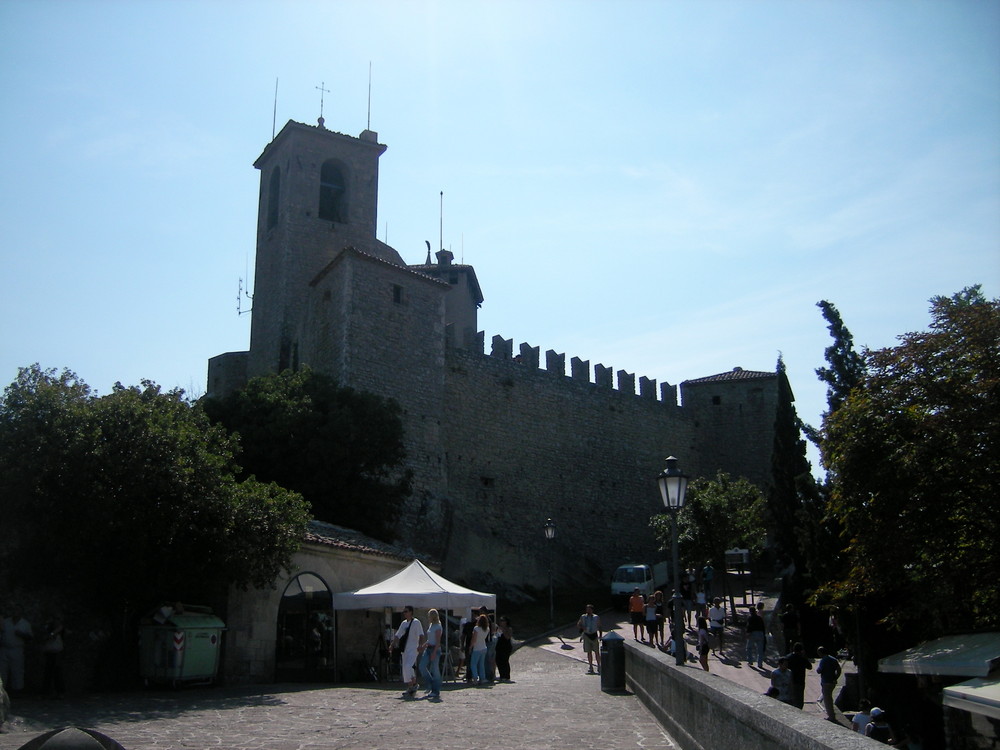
left=275, top=572, right=335, bottom=681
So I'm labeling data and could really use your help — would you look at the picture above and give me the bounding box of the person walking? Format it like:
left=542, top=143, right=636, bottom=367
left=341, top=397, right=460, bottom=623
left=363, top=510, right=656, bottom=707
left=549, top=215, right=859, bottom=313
left=817, top=646, right=843, bottom=721
left=644, top=596, right=659, bottom=647
left=702, top=561, right=715, bottom=600
left=494, top=616, right=513, bottom=682
left=391, top=605, right=424, bottom=698
left=628, top=589, right=645, bottom=641
left=577, top=604, right=602, bottom=674
left=680, top=576, right=694, bottom=628
left=708, top=598, right=726, bottom=654
left=696, top=617, right=710, bottom=671
left=417, top=608, right=443, bottom=699
left=654, top=590, right=666, bottom=646
left=786, top=642, right=812, bottom=709
left=745, top=606, right=766, bottom=668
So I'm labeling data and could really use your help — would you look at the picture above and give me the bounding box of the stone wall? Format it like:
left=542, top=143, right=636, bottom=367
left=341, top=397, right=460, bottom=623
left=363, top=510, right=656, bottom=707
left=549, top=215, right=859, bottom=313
left=301, top=247, right=451, bottom=497
left=625, top=641, right=877, bottom=750
left=430, top=345, right=696, bottom=593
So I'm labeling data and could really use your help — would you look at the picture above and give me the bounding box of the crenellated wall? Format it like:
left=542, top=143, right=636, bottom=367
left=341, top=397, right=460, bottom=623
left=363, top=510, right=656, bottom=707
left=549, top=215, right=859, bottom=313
left=381, top=327, right=779, bottom=598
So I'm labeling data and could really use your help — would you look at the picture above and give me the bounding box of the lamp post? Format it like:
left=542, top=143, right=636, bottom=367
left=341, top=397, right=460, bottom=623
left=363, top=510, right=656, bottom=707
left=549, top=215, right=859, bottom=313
left=544, top=518, right=556, bottom=629
left=657, top=456, right=689, bottom=666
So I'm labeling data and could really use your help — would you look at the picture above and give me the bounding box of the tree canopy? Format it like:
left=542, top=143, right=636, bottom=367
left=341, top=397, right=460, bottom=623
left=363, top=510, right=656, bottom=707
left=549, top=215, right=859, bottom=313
left=0, top=365, right=310, bottom=614
left=766, top=356, right=815, bottom=575
left=820, top=286, right=1000, bottom=636
left=815, top=300, right=867, bottom=418
left=651, top=471, right=767, bottom=577
left=202, top=368, right=412, bottom=541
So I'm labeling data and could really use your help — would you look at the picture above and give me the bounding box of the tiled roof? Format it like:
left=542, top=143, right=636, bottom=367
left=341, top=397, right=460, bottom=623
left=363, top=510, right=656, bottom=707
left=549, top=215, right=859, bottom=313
left=303, top=520, right=433, bottom=564
left=683, top=367, right=775, bottom=385
left=309, top=246, right=449, bottom=289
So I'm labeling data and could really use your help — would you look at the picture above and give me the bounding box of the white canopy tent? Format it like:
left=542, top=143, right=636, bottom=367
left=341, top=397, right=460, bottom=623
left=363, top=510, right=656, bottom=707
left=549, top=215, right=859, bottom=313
left=331, top=559, right=495, bottom=611
left=332, top=559, right=496, bottom=683
left=878, top=632, right=1000, bottom=724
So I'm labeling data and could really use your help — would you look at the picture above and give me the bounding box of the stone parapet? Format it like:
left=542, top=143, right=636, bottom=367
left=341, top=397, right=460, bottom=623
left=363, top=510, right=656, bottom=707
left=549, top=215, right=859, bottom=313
left=625, top=642, right=873, bottom=750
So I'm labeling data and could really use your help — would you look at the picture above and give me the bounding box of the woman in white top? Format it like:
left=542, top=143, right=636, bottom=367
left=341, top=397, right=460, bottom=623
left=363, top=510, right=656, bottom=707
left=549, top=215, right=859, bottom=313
left=469, top=615, right=490, bottom=684
left=418, top=609, right=443, bottom=699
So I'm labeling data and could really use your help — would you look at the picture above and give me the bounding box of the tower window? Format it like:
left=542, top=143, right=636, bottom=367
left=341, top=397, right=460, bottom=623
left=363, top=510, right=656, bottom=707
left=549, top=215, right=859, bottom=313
left=318, top=160, right=347, bottom=222
left=392, top=284, right=404, bottom=304
left=267, top=166, right=280, bottom=230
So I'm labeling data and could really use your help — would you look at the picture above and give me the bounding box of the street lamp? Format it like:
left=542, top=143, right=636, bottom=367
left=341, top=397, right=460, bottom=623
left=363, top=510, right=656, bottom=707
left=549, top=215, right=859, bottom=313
left=544, top=518, right=556, bottom=629
left=657, top=456, right=689, bottom=666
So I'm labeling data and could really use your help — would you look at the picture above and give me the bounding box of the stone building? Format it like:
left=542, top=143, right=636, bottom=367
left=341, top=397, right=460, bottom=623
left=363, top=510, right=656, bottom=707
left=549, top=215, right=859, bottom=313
left=208, top=117, right=791, bottom=600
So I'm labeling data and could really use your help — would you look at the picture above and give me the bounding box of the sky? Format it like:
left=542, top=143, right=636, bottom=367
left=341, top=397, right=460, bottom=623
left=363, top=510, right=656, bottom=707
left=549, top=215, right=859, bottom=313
left=1, top=0, right=998, bottom=476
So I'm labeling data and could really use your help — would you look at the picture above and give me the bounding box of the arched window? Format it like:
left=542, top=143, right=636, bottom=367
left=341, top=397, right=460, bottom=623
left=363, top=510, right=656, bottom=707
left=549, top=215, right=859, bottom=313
left=318, top=160, right=347, bottom=222
left=267, top=166, right=280, bottom=229
left=276, top=572, right=335, bottom=680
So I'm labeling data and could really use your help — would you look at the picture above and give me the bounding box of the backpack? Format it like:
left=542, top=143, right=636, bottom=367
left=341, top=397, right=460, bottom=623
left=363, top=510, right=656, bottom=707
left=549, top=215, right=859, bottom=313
left=868, top=724, right=891, bottom=743
left=398, top=620, right=412, bottom=652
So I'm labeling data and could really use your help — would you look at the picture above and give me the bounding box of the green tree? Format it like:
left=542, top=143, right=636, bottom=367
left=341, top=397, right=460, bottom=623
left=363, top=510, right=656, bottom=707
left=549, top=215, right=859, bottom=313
left=651, top=471, right=767, bottom=584
left=202, top=368, right=412, bottom=541
left=766, top=356, right=815, bottom=575
left=815, top=300, right=867, bottom=418
left=0, top=365, right=310, bottom=614
left=820, top=286, right=1000, bottom=637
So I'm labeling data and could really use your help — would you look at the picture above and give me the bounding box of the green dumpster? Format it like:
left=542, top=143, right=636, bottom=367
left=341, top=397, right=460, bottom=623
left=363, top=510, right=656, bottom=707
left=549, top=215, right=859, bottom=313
left=139, top=605, right=225, bottom=686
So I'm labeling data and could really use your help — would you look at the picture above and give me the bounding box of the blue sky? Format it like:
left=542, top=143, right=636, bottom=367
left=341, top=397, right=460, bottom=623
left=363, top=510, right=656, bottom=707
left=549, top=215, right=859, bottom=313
left=2, top=0, right=997, bottom=475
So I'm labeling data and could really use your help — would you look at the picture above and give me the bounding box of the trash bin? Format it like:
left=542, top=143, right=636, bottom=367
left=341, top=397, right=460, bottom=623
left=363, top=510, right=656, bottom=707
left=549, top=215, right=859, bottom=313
left=600, top=631, right=626, bottom=692
left=139, top=604, right=225, bottom=687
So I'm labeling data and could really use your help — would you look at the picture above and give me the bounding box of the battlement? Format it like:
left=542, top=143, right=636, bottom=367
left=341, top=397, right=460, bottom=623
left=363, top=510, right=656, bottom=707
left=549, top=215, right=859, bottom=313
left=451, top=329, right=679, bottom=406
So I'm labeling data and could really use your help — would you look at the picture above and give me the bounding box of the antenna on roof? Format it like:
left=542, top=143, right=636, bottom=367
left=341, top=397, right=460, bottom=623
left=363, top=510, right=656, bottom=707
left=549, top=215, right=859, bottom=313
left=238, top=253, right=254, bottom=316
left=237, top=277, right=254, bottom=316
left=367, top=62, right=372, bottom=130
left=272, top=78, right=278, bottom=140
left=440, top=191, right=444, bottom=254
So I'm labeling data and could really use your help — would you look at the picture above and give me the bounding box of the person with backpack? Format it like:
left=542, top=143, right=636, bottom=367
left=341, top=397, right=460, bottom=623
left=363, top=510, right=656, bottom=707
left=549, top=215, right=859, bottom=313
left=391, top=605, right=424, bottom=698
left=864, top=707, right=898, bottom=744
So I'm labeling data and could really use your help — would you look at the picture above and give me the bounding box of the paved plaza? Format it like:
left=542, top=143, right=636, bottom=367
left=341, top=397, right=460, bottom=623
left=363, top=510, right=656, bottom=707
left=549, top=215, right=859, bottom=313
left=1, top=591, right=856, bottom=750
left=0, top=642, right=676, bottom=750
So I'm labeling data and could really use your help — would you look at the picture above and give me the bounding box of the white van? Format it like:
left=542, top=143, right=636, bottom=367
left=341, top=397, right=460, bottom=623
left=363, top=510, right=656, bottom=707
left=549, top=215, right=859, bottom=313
left=610, top=564, right=654, bottom=607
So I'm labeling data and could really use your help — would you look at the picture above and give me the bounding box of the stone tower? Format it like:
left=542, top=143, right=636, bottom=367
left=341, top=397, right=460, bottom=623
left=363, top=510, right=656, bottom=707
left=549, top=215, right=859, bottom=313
left=247, top=119, right=404, bottom=379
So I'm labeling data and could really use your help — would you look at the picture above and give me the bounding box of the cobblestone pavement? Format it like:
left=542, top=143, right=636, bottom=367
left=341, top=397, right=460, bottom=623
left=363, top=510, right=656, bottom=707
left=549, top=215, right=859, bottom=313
left=0, top=643, right=676, bottom=750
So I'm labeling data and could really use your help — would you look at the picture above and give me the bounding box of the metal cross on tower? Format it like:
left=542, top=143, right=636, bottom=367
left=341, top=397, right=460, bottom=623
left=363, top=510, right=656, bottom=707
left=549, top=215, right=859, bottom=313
left=316, top=81, right=330, bottom=127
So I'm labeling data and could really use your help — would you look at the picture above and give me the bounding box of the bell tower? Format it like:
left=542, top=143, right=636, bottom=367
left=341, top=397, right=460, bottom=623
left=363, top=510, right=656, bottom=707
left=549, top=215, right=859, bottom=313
left=247, top=119, right=404, bottom=378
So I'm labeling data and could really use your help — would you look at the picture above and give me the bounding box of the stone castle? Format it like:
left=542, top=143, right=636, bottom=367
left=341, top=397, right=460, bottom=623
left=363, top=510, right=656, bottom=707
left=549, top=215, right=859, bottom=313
left=208, top=118, right=788, bottom=597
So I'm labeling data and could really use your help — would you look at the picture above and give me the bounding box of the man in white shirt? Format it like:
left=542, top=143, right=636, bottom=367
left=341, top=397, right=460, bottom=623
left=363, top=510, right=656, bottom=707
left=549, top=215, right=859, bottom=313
left=577, top=604, right=603, bottom=675
left=391, top=606, right=425, bottom=697
left=707, top=598, right=726, bottom=654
